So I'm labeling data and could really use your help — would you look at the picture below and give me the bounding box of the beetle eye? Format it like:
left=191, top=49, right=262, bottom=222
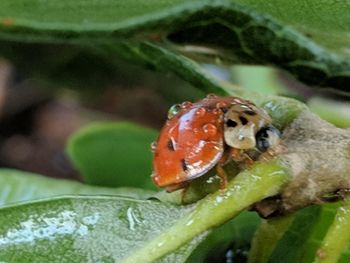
left=256, top=125, right=281, bottom=152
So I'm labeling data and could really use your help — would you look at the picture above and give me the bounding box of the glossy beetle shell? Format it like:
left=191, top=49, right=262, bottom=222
left=152, top=96, right=247, bottom=187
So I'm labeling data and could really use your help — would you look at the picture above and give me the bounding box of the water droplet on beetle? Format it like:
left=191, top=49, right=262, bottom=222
left=203, top=123, right=217, bottom=136
left=212, top=108, right=221, bottom=115
left=195, top=107, right=206, bottom=117
left=150, top=141, right=157, bottom=152
left=167, top=104, right=181, bottom=119
left=206, top=93, right=217, bottom=99
left=181, top=101, right=192, bottom=109
left=216, top=101, right=226, bottom=109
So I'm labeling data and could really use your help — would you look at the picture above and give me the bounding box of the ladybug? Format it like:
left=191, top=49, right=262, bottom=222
left=151, top=94, right=281, bottom=192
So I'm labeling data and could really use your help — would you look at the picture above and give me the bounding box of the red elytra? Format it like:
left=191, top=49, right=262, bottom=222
left=152, top=95, right=257, bottom=190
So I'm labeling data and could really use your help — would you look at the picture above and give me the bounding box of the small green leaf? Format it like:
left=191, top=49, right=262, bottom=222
left=0, top=196, right=202, bottom=262
left=308, top=97, right=350, bottom=128
left=0, top=169, right=154, bottom=206
left=268, top=205, right=323, bottom=263
left=263, top=204, right=340, bottom=263
left=67, top=122, right=158, bottom=189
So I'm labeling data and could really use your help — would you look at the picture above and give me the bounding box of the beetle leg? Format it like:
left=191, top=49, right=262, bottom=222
left=258, top=143, right=287, bottom=161
left=231, top=148, right=254, bottom=167
left=216, top=150, right=231, bottom=191
left=181, top=185, right=190, bottom=204
left=216, top=164, right=228, bottom=191
left=166, top=181, right=188, bottom=193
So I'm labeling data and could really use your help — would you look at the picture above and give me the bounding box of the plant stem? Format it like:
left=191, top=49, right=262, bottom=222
left=248, top=214, right=295, bottom=263
left=313, top=197, right=350, bottom=263
left=121, top=159, right=290, bottom=263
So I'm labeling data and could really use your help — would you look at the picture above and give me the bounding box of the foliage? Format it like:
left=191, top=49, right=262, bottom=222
left=0, top=1, right=349, bottom=262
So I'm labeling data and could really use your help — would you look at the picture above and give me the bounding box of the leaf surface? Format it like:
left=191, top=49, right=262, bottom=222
left=0, top=169, right=154, bottom=206
left=262, top=203, right=350, bottom=263
left=0, top=196, right=200, bottom=263
left=67, top=122, right=158, bottom=189
left=0, top=1, right=350, bottom=93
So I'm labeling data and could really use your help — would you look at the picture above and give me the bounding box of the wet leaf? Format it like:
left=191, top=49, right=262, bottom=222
left=0, top=169, right=154, bottom=206
left=67, top=122, right=158, bottom=189
left=0, top=196, right=201, bottom=262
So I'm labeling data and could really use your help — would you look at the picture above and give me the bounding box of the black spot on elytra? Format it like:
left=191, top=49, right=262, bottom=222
left=181, top=159, right=188, bottom=172
left=167, top=139, right=175, bottom=151
left=239, top=116, right=248, bottom=125
left=226, top=119, right=237, bottom=127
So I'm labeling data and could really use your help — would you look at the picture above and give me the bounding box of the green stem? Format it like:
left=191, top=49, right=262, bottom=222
left=121, top=159, right=289, bottom=263
left=313, top=197, right=350, bottom=263
left=248, top=214, right=295, bottom=263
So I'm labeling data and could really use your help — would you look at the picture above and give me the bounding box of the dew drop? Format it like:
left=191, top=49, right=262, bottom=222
left=195, top=107, right=206, bottom=116
left=206, top=93, right=217, bottom=99
left=186, top=219, right=194, bottom=226
left=167, top=104, right=181, bottom=119
left=157, top=241, right=165, bottom=247
left=150, top=141, right=157, bottom=153
left=203, top=123, right=217, bottom=136
left=212, top=108, right=221, bottom=115
left=216, top=101, right=226, bottom=109
left=127, top=207, right=137, bottom=231
left=216, top=196, right=223, bottom=203
left=181, top=101, right=192, bottom=109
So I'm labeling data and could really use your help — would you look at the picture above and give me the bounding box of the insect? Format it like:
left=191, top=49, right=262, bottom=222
left=151, top=94, right=281, bottom=192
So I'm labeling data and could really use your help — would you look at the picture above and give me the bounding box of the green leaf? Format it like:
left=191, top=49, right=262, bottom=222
left=105, top=41, right=231, bottom=96
left=268, top=205, right=324, bottom=263
left=262, top=203, right=346, bottom=263
left=1, top=1, right=350, bottom=93
left=67, top=122, right=158, bottom=189
left=308, top=97, right=350, bottom=128
left=231, top=66, right=291, bottom=96
left=0, top=169, right=154, bottom=206
left=232, top=0, right=350, bottom=57
left=187, top=211, right=261, bottom=262
left=0, top=196, right=202, bottom=262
